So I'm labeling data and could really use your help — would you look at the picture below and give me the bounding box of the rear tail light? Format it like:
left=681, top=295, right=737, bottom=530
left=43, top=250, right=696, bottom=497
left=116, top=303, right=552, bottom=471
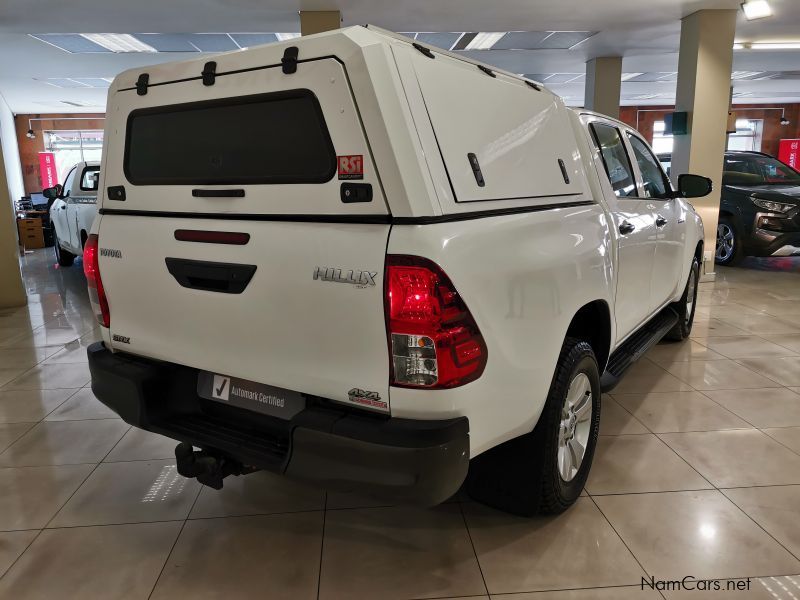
left=385, top=255, right=487, bottom=388
left=83, top=234, right=110, bottom=328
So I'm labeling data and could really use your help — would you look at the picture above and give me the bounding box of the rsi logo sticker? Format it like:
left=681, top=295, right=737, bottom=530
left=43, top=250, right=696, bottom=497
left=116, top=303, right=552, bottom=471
left=313, top=266, right=377, bottom=287
left=337, top=155, right=363, bottom=180
left=100, top=248, right=122, bottom=258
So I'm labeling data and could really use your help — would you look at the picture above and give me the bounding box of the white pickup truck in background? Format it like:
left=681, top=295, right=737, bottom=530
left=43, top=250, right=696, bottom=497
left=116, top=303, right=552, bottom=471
left=85, top=26, right=710, bottom=515
left=45, top=160, right=101, bottom=266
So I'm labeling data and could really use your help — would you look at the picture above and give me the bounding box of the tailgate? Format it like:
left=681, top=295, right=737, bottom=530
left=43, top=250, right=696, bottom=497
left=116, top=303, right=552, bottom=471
left=98, top=216, right=390, bottom=410
left=98, top=56, right=392, bottom=411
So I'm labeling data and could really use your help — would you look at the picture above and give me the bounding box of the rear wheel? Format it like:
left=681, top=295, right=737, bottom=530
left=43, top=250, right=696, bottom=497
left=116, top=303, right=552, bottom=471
left=665, top=257, right=699, bottom=341
left=466, top=338, right=600, bottom=516
left=715, top=217, right=742, bottom=265
left=53, top=232, right=75, bottom=267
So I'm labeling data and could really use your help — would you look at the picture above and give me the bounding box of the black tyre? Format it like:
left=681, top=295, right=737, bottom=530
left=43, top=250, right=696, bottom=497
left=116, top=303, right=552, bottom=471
left=715, top=216, right=743, bottom=265
left=53, top=232, right=75, bottom=267
left=665, top=257, right=700, bottom=341
left=466, top=338, right=601, bottom=516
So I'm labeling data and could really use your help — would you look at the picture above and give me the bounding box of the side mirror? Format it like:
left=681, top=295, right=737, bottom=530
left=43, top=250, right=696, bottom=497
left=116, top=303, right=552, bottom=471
left=677, top=174, right=712, bottom=198
left=42, top=184, right=63, bottom=200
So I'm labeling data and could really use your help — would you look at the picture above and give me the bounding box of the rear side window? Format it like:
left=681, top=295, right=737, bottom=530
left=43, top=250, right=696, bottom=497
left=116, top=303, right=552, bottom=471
left=589, top=123, right=636, bottom=198
left=124, top=90, right=336, bottom=185
left=80, top=167, right=100, bottom=191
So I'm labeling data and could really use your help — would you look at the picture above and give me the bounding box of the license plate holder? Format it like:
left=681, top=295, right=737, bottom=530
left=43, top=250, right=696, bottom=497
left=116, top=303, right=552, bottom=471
left=197, top=372, right=306, bottom=420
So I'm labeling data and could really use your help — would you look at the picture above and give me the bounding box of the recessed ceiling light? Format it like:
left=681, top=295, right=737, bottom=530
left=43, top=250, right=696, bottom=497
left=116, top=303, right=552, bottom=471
left=80, top=33, right=156, bottom=52
left=275, top=33, right=300, bottom=41
left=464, top=32, right=506, bottom=50
left=741, top=0, right=772, bottom=21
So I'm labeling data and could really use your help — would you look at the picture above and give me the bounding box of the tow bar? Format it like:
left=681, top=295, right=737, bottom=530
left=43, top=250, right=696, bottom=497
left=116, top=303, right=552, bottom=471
left=174, top=442, right=257, bottom=490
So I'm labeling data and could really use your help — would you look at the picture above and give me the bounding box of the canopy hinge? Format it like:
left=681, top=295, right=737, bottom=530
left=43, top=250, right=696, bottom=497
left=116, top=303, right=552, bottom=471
left=412, top=43, right=435, bottom=59
left=282, top=46, right=299, bottom=74
left=135, top=73, right=149, bottom=96
left=202, top=61, right=217, bottom=86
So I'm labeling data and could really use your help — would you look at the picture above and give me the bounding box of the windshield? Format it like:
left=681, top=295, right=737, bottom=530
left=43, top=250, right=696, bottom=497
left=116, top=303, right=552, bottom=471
left=723, top=154, right=800, bottom=186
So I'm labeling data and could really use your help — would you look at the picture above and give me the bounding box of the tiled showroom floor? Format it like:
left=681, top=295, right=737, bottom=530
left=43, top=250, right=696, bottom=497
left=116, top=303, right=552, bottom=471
left=0, top=249, right=799, bottom=599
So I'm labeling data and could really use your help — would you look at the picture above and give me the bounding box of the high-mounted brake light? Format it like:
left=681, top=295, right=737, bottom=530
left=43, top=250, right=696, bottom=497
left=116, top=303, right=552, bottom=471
left=385, top=255, right=487, bottom=388
left=83, top=234, right=110, bottom=328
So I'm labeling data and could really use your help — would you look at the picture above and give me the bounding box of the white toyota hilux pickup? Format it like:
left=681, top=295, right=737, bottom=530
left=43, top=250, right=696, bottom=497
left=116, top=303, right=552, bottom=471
left=45, top=160, right=101, bottom=266
left=86, top=26, right=709, bottom=515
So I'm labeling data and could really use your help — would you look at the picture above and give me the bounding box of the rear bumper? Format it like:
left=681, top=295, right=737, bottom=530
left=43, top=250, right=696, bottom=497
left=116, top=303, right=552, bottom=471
left=87, top=342, right=469, bottom=505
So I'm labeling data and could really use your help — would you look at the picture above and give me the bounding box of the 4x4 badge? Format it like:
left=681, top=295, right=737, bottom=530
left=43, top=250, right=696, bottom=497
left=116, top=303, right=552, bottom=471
left=313, top=267, right=377, bottom=287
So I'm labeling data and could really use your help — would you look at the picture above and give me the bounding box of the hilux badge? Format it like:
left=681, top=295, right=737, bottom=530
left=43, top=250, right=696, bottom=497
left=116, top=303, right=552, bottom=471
left=313, top=266, right=377, bottom=287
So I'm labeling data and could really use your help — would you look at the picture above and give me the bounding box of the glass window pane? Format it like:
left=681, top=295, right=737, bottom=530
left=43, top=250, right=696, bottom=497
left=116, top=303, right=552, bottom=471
left=124, top=90, right=336, bottom=185
left=589, top=123, right=637, bottom=197
left=627, top=134, right=670, bottom=199
left=80, top=166, right=100, bottom=191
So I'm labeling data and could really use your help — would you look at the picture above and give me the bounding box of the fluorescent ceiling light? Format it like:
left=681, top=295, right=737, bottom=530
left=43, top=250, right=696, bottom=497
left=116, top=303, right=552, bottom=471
left=620, top=72, right=644, bottom=81
left=749, top=42, right=800, bottom=49
left=733, top=43, right=745, bottom=49
left=731, top=70, right=764, bottom=79
left=741, top=0, right=772, bottom=20
left=275, top=33, right=300, bottom=41
left=80, top=33, right=156, bottom=52
left=464, top=32, right=506, bottom=50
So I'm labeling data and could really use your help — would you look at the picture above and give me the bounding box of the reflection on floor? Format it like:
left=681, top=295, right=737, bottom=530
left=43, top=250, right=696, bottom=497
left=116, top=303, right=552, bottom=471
left=0, top=248, right=799, bottom=599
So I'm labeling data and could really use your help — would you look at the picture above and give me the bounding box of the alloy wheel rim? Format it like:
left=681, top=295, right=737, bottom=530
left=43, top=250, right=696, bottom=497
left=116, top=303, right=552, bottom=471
left=685, top=267, right=696, bottom=325
left=716, top=224, right=734, bottom=261
left=558, top=372, right=593, bottom=482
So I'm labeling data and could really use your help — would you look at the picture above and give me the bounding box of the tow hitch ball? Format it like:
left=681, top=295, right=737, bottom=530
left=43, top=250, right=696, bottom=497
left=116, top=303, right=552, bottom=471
left=174, top=442, right=256, bottom=490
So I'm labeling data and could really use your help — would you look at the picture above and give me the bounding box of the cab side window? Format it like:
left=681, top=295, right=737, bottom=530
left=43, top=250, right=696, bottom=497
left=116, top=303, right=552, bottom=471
left=627, top=133, right=671, bottom=199
left=589, top=123, right=637, bottom=198
left=62, top=168, right=77, bottom=198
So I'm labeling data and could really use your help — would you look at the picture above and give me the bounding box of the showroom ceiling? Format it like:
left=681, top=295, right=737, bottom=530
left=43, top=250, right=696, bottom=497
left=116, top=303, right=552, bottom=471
left=0, top=0, right=798, bottom=112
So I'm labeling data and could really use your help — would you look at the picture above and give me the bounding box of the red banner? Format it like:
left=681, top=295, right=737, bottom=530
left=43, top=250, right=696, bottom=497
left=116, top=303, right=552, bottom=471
left=778, top=139, right=800, bottom=170
left=38, top=152, right=58, bottom=189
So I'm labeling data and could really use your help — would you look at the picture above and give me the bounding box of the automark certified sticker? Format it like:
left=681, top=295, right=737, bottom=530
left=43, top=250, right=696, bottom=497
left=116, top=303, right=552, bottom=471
left=197, top=372, right=305, bottom=420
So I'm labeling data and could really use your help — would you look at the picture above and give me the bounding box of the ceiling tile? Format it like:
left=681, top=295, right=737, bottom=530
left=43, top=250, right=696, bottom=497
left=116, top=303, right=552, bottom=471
left=132, top=34, right=198, bottom=52
left=492, top=31, right=551, bottom=50
left=186, top=33, right=239, bottom=52
left=229, top=33, right=279, bottom=48
left=415, top=32, right=462, bottom=50
left=538, top=31, right=597, bottom=49
left=29, top=34, right=111, bottom=53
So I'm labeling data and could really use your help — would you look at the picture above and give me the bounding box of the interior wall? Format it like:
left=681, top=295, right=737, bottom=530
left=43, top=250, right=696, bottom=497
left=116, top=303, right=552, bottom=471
left=14, top=113, right=105, bottom=195
left=620, top=103, right=800, bottom=158
left=0, top=94, right=24, bottom=205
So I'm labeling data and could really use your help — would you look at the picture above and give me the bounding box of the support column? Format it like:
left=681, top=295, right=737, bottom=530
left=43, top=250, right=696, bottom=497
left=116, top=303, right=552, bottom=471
left=584, top=57, right=622, bottom=119
left=299, top=11, right=341, bottom=36
left=0, top=141, right=26, bottom=308
left=671, top=9, right=737, bottom=278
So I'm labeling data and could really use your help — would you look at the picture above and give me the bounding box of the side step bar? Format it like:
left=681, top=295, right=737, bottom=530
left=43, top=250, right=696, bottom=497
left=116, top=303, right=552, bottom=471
left=601, top=307, right=679, bottom=392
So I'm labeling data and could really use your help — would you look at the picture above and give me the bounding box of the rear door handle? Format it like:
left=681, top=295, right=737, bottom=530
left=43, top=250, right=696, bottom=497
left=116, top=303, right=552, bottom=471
left=619, top=221, right=635, bottom=235
left=165, top=258, right=256, bottom=294
left=656, top=215, right=668, bottom=228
